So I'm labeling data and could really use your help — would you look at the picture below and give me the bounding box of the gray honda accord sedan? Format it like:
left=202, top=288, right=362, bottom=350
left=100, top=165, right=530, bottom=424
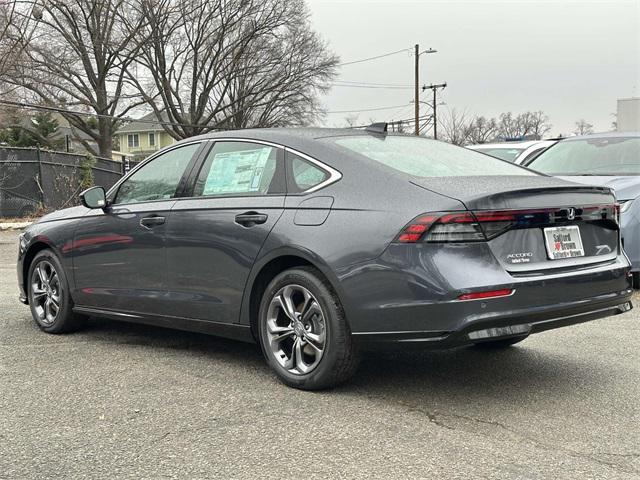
left=17, top=126, right=633, bottom=389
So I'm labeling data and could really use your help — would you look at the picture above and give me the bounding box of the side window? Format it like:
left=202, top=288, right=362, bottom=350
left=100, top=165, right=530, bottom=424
left=114, top=143, right=200, bottom=205
left=193, top=142, right=282, bottom=197
left=287, top=152, right=328, bottom=193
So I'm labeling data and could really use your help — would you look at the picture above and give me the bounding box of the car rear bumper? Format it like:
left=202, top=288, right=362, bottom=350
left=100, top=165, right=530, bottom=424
left=353, top=292, right=633, bottom=348
left=344, top=243, right=633, bottom=348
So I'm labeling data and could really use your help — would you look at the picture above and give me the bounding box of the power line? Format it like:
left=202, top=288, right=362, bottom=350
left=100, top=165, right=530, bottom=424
left=0, top=99, right=217, bottom=130
left=330, top=83, right=413, bottom=90
left=337, top=48, right=411, bottom=67
left=332, top=80, right=413, bottom=87
left=325, top=103, right=409, bottom=114
left=1, top=98, right=416, bottom=127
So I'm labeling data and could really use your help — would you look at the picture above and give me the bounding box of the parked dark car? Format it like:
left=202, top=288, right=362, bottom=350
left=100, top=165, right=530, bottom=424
left=0, top=189, right=38, bottom=217
left=17, top=127, right=633, bottom=389
left=527, top=132, right=640, bottom=284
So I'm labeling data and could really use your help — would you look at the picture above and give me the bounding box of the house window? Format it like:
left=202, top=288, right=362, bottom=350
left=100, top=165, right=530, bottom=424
left=149, top=132, right=156, bottom=147
left=127, top=134, right=139, bottom=148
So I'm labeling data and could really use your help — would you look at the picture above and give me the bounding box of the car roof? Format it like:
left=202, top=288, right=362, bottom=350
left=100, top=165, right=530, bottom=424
left=560, top=131, right=640, bottom=142
left=468, top=140, right=548, bottom=149
left=171, top=127, right=389, bottom=156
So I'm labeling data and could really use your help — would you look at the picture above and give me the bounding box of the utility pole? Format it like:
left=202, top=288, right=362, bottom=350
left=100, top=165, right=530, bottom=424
left=414, top=45, right=437, bottom=136
left=422, top=82, right=447, bottom=139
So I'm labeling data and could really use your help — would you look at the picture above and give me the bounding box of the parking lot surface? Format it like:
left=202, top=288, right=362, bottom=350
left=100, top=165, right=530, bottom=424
left=1, top=230, right=638, bottom=479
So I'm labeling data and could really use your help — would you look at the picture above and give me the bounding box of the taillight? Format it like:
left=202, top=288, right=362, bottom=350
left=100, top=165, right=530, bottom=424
left=395, top=211, right=508, bottom=243
left=395, top=204, right=618, bottom=244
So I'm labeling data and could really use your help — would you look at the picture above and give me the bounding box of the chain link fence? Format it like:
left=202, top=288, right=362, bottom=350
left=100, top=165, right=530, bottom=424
left=0, top=147, right=132, bottom=217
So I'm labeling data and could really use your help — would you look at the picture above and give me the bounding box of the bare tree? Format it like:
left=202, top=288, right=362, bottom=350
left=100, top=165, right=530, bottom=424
left=127, top=0, right=338, bottom=139
left=0, top=2, right=36, bottom=95
left=440, top=108, right=470, bottom=146
left=465, top=115, right=498, bottom=144
left=525, top=111, right=552, bottom=139
left=343, top=114, right=359, bottom=128
left=497, top=111, right=551, bottom=140
left=573, top=119, right=594, bottom=136
left=2, top=0, right=145, bottom=158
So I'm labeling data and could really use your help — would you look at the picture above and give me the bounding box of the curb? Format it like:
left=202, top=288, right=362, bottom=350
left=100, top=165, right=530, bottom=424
left=0, top=222, right=31, bottom=231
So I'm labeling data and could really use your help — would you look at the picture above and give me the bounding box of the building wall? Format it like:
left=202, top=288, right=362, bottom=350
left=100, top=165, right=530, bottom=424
left=617, top=98, right=640, bottom=132
left=117, top=130, right=176, bottom=158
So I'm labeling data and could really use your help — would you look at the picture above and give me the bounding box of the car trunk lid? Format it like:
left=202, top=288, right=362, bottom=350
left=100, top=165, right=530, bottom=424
left=411, top=175, right=619, bottom=272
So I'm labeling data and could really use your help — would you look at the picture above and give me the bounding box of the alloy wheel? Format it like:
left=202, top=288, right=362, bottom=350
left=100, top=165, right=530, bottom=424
left=265, top=284, right=327, bottom=375
left=31, top=260, right=61, bottom=326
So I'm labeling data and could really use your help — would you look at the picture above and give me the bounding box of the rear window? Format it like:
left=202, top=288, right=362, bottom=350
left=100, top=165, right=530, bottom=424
left=328, top=136, right=535, bottom=177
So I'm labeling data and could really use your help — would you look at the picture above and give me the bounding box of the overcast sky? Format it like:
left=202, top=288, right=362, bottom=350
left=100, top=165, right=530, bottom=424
left=306, top=0, right=640, bottom=135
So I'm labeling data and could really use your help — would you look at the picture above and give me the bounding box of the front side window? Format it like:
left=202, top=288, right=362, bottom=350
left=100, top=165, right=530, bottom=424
left=528, top=137, right=640, bottom=176
left=287, top=152, right=328, bottom=193
left=127, top=134, right=139, bottom=148
left=115, top=143, right=200, bottom=204
left=193, top=142, right=280, bottom=197
left=327, top=135, right=535, bottom=177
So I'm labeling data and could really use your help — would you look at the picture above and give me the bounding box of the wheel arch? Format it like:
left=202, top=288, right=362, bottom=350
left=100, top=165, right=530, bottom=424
left=21, top=240, right=58, bottom=300
left=240, top=247, right=347, bottom=341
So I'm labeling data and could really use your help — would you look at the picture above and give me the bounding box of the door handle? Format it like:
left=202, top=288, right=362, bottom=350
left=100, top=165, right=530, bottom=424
left=140, top=215, right=166, bottom=229
left=235, top=212, right=268, bottom=226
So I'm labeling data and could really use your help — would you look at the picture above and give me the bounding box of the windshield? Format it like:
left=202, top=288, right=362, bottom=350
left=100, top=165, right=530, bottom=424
left=475, top=147, right=525, bottom=162
left=528, top=137, right=640, bottom=176
left=327, top=135, right=535, bottom=177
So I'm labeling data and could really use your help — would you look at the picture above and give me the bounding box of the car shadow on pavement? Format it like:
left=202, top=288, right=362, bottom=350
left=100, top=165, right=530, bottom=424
left=77, top=316, right=607, bottom=404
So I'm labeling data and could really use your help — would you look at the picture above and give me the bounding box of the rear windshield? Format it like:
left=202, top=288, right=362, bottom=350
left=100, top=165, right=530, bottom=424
left=474, top=147, right=525, bottom=162
left=327, top=135, right=535, bottom=177
left=528, top=137, right=640, bottom=176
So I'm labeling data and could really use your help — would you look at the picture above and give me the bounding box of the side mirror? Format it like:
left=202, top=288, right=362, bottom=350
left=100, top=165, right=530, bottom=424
left=80, top=186, right=107, bottom=209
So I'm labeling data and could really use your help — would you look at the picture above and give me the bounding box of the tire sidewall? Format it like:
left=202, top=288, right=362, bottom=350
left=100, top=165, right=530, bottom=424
left=258, top=268, right=347, bottom=389
left=28, top=249, right=74, bottom=333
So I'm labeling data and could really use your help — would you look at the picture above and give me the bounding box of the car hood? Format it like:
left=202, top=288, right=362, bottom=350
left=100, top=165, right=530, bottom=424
left=558, top=176, right=640, bottom=201
left=37, top=205, right=89, bottom=223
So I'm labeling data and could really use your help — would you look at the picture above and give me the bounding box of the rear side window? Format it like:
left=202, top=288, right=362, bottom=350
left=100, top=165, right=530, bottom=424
left=287, top=152, right=328, bottom=193
left=193, top=141, right=282, bottom=197
left=115, top=143, right=200, bottom=204
left=328, top=136, right=535, bottom=177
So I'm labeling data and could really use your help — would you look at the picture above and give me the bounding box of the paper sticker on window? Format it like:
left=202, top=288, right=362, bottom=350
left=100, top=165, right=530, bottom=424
left=203, top=147, right=272, bottom=195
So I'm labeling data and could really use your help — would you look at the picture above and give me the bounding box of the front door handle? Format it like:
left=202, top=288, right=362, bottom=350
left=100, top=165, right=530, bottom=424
left=235, top=212, right=268, bottom=227
left=140, top=215, right=166, bottom=229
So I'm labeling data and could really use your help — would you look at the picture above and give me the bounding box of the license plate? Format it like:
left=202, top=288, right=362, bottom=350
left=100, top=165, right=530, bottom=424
left=543, top=225, right=585, bottom=260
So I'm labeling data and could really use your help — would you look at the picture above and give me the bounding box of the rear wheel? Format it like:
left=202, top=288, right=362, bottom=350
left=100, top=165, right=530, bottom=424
left=473, top=335, right=528, bottom=349
left=258, top=267, right=359, bottom=390
left=28, top=249, right=85, bottom=333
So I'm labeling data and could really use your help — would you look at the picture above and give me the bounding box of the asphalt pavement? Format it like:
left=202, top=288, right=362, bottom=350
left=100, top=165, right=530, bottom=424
left=1, top=230, right=638, bottom=479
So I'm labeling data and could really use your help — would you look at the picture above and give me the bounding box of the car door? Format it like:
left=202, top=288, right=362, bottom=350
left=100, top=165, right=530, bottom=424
left=71, top=142, right=204, bottom=315
left=164, top=140, right=286, bottom=323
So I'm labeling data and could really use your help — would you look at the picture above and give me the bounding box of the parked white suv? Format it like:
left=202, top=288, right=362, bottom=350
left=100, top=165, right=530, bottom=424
left=468, top=140, right=557, bottom=165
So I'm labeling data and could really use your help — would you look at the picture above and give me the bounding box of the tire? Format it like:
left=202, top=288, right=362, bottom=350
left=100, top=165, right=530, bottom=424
left=27, top=249, right=86, bottom=334
left=258, top=267, right=359, bottom=390
left=473, top=335, right=528, bottom=349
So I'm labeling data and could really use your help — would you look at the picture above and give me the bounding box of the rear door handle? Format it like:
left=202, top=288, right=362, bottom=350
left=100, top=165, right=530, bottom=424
left=140, top=215, right=166, bottom=229
left=235, top=212, right=268, bottom=226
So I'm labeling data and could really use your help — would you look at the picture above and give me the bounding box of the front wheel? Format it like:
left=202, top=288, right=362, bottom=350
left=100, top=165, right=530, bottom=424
left=28, top=249, right=85, bottom=333
left=258, top=267, right=359, bottom=390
